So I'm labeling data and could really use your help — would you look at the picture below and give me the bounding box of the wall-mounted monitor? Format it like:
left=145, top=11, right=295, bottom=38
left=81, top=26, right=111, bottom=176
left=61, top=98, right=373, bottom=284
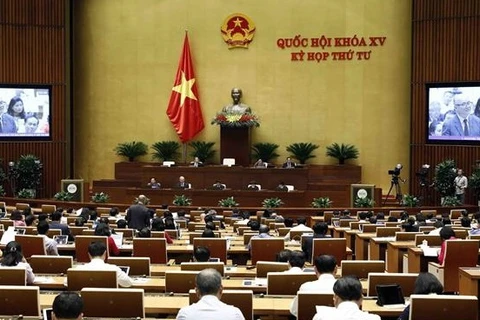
left=427, top=83, right=480, bottom=144
left=0, top=85, right=51, bottom=140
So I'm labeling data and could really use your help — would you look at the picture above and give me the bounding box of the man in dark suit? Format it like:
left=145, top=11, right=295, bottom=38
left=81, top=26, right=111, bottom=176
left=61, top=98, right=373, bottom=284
left=126, top=194, right=150, bottom=230
left=0, top=100, right=17, bottom=133
left=302, top=222, right=331, bottom=262
left=282, top=157, right=296, bottom=168
left=175, top=176, right=190, bottom=189
left=49, top=210, right=74, bottom=241
left=442, top=94, right=480, bottom=136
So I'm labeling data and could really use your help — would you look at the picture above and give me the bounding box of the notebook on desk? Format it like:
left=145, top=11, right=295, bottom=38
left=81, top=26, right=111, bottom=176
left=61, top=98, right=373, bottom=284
left=422, top=246, right=439, bottom=257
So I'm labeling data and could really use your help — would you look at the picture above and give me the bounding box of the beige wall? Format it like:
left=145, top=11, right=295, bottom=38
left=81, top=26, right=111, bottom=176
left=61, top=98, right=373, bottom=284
left=73, top=0, right=411, bottom=193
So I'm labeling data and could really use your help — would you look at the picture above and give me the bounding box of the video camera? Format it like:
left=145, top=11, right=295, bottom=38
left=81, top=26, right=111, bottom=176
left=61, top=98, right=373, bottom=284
left=388, top=164, right=403, bottom=177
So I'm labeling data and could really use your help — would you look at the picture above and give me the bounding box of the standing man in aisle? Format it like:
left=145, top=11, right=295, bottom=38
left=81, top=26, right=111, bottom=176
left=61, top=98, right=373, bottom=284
left=454, top=168, right=468, bottom=204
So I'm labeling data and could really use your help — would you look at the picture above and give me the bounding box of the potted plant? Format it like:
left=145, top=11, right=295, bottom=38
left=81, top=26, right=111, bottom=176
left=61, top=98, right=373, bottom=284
left=173, top=194, right=192, bottom=206
left=0, top=186, right=5, bottom=197
left=401, top=194, right=420, bottom=207
left=91, top=192, right=110, bottom=203
left=325, top=143, right=359, bottom=165
left=442, top=195, right=461, bottom=207
left=311, top=197, right=333, bottom=208
left=189, top=141, right=216, bottom=163
left=286, top=142, right=319, bottom=164
left=114, top=141, right=148, bottom=162
left=54, top=190, right=74, bottom=202
left=469, top=166, right=480, bottom=206
left=17, top=188, right=35, bottom=199
left=262, top=197, right=284, bottom=208
left=251, top=142, right=280, bottom=163
left=151, top=141, right=181, bottom=162
left=7, top=154, right=43, bottom=197
left=218, top=196, right=239, bottom=207
left=354, top=197, right=374, bottom=208
left=433, top=159, right=457, bottom=204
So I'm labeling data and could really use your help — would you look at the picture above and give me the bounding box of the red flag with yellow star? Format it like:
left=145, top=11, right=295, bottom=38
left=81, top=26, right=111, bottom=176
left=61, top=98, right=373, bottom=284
left=166, top=34, right=205, bottom=143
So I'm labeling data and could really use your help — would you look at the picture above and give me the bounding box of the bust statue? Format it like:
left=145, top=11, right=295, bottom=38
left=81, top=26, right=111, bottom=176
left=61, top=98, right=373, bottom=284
left=222, top=88, right=252, bottom=114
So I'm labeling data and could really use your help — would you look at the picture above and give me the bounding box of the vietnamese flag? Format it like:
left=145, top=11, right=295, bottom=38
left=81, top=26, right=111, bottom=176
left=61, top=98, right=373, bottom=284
left=166, top=33, right=205, bottom=143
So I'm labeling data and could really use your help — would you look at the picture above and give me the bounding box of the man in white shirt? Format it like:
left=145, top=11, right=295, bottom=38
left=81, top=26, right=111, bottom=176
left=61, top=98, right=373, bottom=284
left=176, top=268, right=244, bottom=320
left=284, top=250, right=306, bottom=273
left=36, top=220, right=58, bottom=255
left=454, top=168, right=468, bottom=204
left=313, top=276, right=380, bottom=320
left=290, top=255, right=337, bottom=317
left=284, top=217, right=313, bottom=240
left=75, top=241, right=133, bottom=287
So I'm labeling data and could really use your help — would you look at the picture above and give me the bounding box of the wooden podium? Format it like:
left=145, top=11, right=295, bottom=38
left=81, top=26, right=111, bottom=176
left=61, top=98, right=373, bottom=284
left=220, top=126, right=252, bottom=167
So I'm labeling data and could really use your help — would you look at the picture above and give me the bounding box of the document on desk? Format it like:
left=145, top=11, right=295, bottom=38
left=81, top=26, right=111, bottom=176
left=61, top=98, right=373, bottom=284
left=242, top=278, right=267, bottom=286
left=34, top=276, right=55, bottom=283
left=371, top=237, right=396, bottom=242
left=422, top=246, right=439, bottom=257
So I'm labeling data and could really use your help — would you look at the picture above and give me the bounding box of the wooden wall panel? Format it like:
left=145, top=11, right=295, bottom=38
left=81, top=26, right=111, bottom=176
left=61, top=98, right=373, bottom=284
left=411, top=0, right=480, bottom=206
left=0, top=0, right=68, bottom=199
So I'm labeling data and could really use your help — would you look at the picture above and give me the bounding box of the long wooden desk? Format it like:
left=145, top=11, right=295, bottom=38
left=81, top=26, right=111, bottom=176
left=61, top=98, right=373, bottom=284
left=355, top=232, right=376, bottom=260
left=407, top=247, right=439, bottom=273
left=33, top=275, right=367, bottom=295
left=38, top=293, right=403, bottom=317
left=386, top=241, right=417, bottom=273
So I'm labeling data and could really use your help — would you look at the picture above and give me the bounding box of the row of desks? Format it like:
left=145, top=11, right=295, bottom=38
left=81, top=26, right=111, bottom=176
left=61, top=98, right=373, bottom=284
left=38, top=293, right=403, bottom=317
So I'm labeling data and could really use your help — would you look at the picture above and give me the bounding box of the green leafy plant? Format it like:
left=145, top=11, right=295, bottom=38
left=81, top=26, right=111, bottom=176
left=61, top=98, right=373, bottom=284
left=0, top=159, right=6, bottom=184
left=286, top=142, right=319, bottom=164
left=54, top=190, right=74, bottom=202
left=17, top=188, right=35, bottom=199
left=401, top=194, right=420, bottom=207
left=434, top=159, right=457, bottom=197
left=0, top=186, right=5, bottom=197
left=441, top=195, right=461, bottom=207
left=218, top=196, right=239, bottom=207
left=325, top=143, right=359, bottom=165
left=173, top=194, right=192, bottom=206
left=251, top=142, right=280, bottom=163
left=91, top=192, right=110, bottom=203
left=211, top=112, right=260, bottom=128
left=189, top=141, right=216, bottom=163
left=262, top=197, right=284, bottom=208
left=354, top=197, right=374, bottom=208
left=114, top=141, right=148, bottom=162
left=7, top=154, right=43, bottom=196
left=469, top=166, right=480, bottom=200
left=311, top=197, right=333, bottom=208
left=151, top=141, right=181, bottom=162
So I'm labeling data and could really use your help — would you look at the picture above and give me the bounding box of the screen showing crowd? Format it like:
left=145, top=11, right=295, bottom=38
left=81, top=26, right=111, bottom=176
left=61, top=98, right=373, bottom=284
left=0, top=87, right=50, bottom=138
left=428, top=85, right=480, bottom=142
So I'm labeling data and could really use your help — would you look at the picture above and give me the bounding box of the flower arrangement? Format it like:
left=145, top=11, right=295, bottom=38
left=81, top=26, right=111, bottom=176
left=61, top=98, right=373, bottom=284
left=311, top=197, right=333, bottom=208
left=211, top=112, right=260, bottom=128
left=173, top=194, right=192, bottom=206
left=401, top=194, right=420, bottom=207
left=91, top=192, right=110, bottom=203
left=218, top=196, right=239, bottom=207
left=354, top=197, right=374, bottom=208
left=262, top=197, right=284, bottom=208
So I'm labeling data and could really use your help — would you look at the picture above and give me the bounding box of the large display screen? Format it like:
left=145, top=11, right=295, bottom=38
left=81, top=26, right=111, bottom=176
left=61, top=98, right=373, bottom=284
left=0, top=86, right=51, bottom=139
left=427, top=84, right=480, bottom=143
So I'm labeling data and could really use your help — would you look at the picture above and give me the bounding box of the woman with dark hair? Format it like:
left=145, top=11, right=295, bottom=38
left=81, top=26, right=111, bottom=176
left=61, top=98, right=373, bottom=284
left=7, top=97, right=26, bottom=131
left=94, top=223, right=119, bottom=256
left=1, top=241, right=35, bottom=284
left=151, top=218, right=173, bottom=244
left=398, top=272, right=443, bottom=320
left=10, top=209, right=26, bottom=227
left=438, top=226, right=456, bottom=265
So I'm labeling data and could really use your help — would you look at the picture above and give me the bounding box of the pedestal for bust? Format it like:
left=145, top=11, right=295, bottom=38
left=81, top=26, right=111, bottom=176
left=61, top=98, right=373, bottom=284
left=220, top=126, right=252, bottom=167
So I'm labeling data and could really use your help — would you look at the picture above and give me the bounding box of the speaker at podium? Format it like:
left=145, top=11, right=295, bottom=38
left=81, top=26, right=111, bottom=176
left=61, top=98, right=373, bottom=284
left=61, top=179, right=85, bottom=202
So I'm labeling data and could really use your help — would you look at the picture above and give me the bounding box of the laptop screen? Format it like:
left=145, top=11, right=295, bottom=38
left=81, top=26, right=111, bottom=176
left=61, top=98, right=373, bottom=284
left=118, top=266, right=130, bottom=275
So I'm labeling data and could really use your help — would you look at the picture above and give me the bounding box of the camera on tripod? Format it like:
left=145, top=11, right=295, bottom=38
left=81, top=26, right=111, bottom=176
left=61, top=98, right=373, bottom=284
left=388, top=164, right=403, bottom=181
left=383, top=164, right=404, bottom=205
